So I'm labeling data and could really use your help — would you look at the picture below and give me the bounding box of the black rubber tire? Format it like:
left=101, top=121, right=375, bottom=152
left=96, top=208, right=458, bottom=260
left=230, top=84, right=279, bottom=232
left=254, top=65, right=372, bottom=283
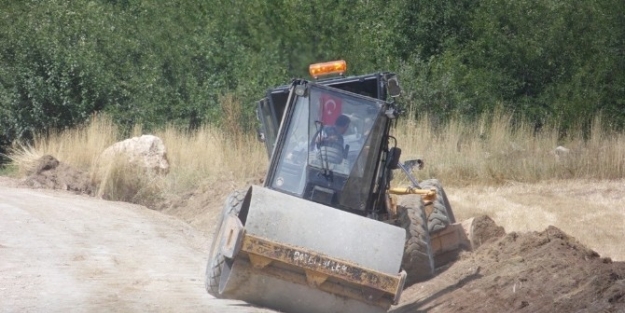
left=396, top=195, right=435, bottom=285
left=420, top=179, right=456, bottom=233
left=205, top=189, right=246, bottom=297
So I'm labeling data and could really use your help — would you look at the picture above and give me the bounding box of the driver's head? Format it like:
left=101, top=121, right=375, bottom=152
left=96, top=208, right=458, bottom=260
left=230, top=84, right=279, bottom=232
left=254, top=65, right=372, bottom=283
left=335, top=115, right=351, bottom=134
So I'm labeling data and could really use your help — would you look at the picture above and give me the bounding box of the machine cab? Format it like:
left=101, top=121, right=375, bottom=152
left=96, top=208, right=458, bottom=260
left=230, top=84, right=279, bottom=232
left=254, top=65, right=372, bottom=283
left=266, top=82, right=389, bottom=214
left=256, top=61, right=402, bottom=215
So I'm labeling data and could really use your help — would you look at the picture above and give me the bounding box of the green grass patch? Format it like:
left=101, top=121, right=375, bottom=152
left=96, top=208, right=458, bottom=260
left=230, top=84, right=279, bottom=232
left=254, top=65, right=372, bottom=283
left=0, top=164, right=18, bottom=177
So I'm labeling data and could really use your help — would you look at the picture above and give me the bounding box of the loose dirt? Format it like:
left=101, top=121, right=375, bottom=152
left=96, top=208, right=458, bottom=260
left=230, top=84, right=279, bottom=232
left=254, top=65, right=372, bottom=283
left=20, top=155, right=95, bottom=195
left=393, top=221, right=625, bottom=313
left=3, top=157, right=625, bottom=312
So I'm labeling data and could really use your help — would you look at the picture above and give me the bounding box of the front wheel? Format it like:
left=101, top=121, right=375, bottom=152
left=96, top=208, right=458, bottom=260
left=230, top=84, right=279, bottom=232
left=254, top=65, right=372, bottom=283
left=420, top=179, right=456, bottom=233
left=396, top=195, right=435, bottom=286
left=205, top=189, right=246, bottom=297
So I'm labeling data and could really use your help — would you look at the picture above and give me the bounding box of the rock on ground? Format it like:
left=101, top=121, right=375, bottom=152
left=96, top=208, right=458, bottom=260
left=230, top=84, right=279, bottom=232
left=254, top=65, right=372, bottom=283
left=98, top=135, right=170, bottom=175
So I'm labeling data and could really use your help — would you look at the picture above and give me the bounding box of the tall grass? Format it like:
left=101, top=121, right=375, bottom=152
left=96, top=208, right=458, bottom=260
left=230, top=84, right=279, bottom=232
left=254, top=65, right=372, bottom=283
left=8, top=115, right=119, bottom=176
left=156, top=94, right=267, bottom=194
left=7, top=97, right=625, bottom=206
left=156, top=122, right=267, bottom=193
left=7, top=96, right=268, bottom=205
left=394, top=111, right=625, bottom=186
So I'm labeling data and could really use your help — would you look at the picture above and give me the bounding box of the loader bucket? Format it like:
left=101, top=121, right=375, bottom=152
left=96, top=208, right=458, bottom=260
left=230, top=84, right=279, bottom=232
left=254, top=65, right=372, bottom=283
left=212, top=185, right=407, bottom=313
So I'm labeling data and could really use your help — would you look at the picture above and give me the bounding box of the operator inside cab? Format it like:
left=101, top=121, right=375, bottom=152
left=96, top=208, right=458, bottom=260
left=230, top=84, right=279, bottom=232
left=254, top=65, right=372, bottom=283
left=314, top=114, right=351, bottom=152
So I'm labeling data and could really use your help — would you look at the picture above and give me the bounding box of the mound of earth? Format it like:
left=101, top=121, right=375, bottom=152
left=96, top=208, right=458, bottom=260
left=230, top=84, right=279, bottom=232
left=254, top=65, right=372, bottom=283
left=20, top=155, right=95, bottom=195
left=469, top=215, right=506, bottom=248
left=393, top=217, right=625, bottom=313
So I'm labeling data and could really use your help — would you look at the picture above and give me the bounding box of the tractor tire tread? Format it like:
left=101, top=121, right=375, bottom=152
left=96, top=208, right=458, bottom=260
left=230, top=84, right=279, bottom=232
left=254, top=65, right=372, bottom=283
left=397, top=195, right=435, bottom=286
left=205, top=189, right=246, bottom=297
left=420, top=179, right=456, bottom=233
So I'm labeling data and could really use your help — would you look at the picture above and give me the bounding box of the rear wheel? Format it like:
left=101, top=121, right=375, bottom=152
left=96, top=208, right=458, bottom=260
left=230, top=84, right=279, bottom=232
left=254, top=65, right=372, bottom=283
left=396, top=195, right=435, bottom=285
left=420, top=179, right=456, bottom=233
left=205, top=189, right=246, bottom=297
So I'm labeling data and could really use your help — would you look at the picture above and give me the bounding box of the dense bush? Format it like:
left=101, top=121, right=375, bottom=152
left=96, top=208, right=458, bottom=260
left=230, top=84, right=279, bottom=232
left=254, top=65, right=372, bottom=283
left=1, top=0, right=624, bottom=159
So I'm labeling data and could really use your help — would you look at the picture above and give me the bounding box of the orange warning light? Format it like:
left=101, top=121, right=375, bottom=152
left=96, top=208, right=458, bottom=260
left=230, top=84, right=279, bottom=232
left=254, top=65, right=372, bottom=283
left=309, top=60, right=347, bottom=79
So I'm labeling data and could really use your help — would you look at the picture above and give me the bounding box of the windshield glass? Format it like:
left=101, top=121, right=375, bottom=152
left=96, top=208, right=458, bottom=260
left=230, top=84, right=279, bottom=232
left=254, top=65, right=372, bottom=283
left=271, top=84, right=385, bottom=211
left=307, top=87, right=382, bottom=176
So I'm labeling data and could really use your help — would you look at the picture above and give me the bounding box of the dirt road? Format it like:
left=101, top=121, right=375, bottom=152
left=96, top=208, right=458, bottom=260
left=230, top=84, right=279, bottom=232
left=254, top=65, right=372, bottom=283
left=0, top=186, right=275, bottom=313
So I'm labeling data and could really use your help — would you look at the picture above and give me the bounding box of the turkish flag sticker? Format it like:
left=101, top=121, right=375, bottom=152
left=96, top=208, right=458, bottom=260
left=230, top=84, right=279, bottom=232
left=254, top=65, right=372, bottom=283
left=319, top=94, right=343, bottom=125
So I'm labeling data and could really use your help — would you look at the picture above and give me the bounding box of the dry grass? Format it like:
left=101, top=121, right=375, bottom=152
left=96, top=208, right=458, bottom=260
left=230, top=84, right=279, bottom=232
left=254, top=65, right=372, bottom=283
left=94, top=154, right=166, bottom=206
left=155, top=123, right=267, bottom=194
left=7, top=115, right=118, bottom=176
left=394, top=111, right=625, bottom=186
left=7, top=96, right=267, bottom=204
left=8, top=102, right=625, bottom=198
left=155, top=93, right=267, bottom=194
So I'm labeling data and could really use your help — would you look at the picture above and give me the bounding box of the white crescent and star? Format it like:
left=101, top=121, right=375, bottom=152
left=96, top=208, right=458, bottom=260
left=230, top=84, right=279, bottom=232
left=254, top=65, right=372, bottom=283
left=324, top=98, right=336, bottom=115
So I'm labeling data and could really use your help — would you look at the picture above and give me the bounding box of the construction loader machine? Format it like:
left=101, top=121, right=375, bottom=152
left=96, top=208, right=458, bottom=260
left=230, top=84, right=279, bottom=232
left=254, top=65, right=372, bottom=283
left=205, top=60, right=476, bottom=313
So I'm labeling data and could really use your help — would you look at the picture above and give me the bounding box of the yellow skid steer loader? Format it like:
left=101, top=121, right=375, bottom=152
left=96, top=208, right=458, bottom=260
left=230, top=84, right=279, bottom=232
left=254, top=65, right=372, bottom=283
left=206, top=61, right=476, bottom=313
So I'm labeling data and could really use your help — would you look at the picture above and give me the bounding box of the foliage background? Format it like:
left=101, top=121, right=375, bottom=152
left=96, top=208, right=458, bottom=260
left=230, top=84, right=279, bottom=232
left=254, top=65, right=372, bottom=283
left=1, top=0, right=624, bottom=160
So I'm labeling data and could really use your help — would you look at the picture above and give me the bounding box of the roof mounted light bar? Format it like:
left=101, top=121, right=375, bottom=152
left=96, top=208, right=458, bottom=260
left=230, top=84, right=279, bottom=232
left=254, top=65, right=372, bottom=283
left=309, top=60, right=347, bottom=79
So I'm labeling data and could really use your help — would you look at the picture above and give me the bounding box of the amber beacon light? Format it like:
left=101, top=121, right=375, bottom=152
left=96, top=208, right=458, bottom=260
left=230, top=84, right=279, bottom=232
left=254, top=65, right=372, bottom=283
left=309, top=60, right=347, bottom=79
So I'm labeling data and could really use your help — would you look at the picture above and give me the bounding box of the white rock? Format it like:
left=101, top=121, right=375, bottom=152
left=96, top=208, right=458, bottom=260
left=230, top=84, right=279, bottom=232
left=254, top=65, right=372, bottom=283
left=99, top=135, right=169, bottom=174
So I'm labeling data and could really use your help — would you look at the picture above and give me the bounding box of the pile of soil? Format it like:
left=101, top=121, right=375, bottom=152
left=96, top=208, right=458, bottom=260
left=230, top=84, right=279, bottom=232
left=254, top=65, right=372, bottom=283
left=470, top=215, right=507, bottom=248
left=20, top=155, right=95, bottom=195
left=394, top=216, right=625, bottom=313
